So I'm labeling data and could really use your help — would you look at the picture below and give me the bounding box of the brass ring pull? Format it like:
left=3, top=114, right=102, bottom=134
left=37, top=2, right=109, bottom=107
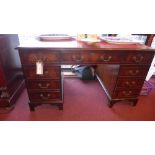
left=72, top=55, right=84, bottom=62
left=133, top=55, right=144, bottom=63
left=125, top=81, right=136, bottom=86
left=0, top=87, right=7, bottom=91
left=100, top=56, right=112, bottom=62
left=129, top=70, right=139, bottom=75
left=131, top=81, right=136, bottom=85
left=122, top=91, right=132, bottom=96
left=38, top=83, right=50, bottom=89
left=42, top=57, right=48, bottom=62
left=32, top=56, right=37, bottom=62
left=32, top=56, right=48, bottom=62
left=125, top=81, right=130, bottom=86
left=40, top=93, right=51, bottom=100
left=45, top=71, right=49, bottom=74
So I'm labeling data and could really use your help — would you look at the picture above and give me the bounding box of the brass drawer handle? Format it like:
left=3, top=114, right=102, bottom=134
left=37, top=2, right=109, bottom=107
left=44, top=70, right=49, bottom=74
left=125, top=81, right=130, bottom=86
left=0, top=87, right=7, bottom=91
left=42, top=57, right=48, bottom=62
left=72, top=55, right=84, bottom=62
left=31, top=56, right=48, bottom=62
left=40, top=93, right=51, bottom=100
left=125, top=81, right=136, bottom=86
left=131, top=81, right=136, bottom=85
left=38, top=83, right=50, bottom=89
left=122, top=91, right=132, bottom=96
left=31, top=56, right=37, bottom=62
left=100, top=56, right=112, bottom=62
left=133, top=55, right=144, bottom=63
left=129, top=70, right=139, bottom=75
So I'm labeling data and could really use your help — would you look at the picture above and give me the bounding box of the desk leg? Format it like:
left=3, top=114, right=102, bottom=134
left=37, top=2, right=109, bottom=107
left=29, top=102, right=35, bottom=111
left=108, top=100, right=117, bottom=108
left=130, top=99, right=138, bottom=106
left=108, top=98, right=138, bottom=107
left=58, top=104, right=63, bottom=110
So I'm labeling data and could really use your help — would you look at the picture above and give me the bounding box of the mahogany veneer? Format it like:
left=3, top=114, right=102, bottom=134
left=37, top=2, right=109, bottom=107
left=17, top=39, right=155, bottom=110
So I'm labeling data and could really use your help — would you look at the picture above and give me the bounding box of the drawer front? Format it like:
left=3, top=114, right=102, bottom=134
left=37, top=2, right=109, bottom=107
left=61, top=52, right=91, bottom=64
left=29, top=91, right=61, bottom=101
left=119, top=65, right=149, bottom=77
left=125, top=53, right=153, bottom=64
left=23, top=66, right=61, bottom=79
left=113, top=89, right=141, bottom=98
left=116, top=78, right=144, bottom=88
left=27, top=80, right=61, bottom=90
left=90, top=52, right=123, bottom=64
left=20, top=51, right=60, bottom=64
left=61, top=51, right=123, bottom=64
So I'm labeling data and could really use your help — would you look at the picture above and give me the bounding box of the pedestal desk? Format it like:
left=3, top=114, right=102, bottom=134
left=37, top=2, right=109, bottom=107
left=17, top=39, right=155, bottom=111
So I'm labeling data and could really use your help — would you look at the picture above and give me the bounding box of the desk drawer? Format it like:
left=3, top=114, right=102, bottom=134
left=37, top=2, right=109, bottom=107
left=23, top=66, right=61, bottom=79
left=90, top=52, right=123, bottom=63
left=29, top=91, right=61, bottom=101
left=119, top=65, right=149, bottom=77
left=116, top=77, right=144, bottom=88
left=27, top=80, right=61, bottom=90
left=113, top=89, right=141, bottom=98
left=61, top=52, right=91, bottom=63
left=20, top=51, right=60, bottom=64
left=125, top=53, right=153, bottom=64
left=61, top=51, right=123, bottom=64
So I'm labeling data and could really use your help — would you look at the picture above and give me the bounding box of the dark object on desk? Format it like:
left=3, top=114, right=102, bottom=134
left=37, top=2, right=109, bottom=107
left=0, top=34, right=25, bottom=110
left=71, top=65, right=95, bottom=80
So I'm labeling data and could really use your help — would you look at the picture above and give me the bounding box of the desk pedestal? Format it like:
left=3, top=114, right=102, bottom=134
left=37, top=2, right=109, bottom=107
left=96, top=64, right=149, bottom=107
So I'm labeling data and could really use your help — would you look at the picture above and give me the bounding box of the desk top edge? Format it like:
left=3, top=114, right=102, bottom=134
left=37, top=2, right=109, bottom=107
left=17, top=40, right=155, bottom=52
left=17, top=46, right=155, bottom=52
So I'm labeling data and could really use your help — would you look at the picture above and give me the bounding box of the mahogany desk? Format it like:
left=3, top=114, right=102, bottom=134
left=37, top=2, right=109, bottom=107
left=17, top=40, right=155, bottom=111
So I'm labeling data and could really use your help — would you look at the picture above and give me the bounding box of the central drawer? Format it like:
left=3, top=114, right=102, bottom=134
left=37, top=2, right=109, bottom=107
left=90, top=52, right=123, bottom=63
left=61, top=52, right=91, bottom=64
left=61, top=51, right=123, bottom=64
left=29, top=91, right=62, bottom=101
left=23, top=66, right=61, bottom=79
left=27, top=80, right=61, bottom=90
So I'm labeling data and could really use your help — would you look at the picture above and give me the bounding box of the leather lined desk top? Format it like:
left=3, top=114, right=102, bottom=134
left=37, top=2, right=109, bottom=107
left=18, top=39, right=152, bottom=50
